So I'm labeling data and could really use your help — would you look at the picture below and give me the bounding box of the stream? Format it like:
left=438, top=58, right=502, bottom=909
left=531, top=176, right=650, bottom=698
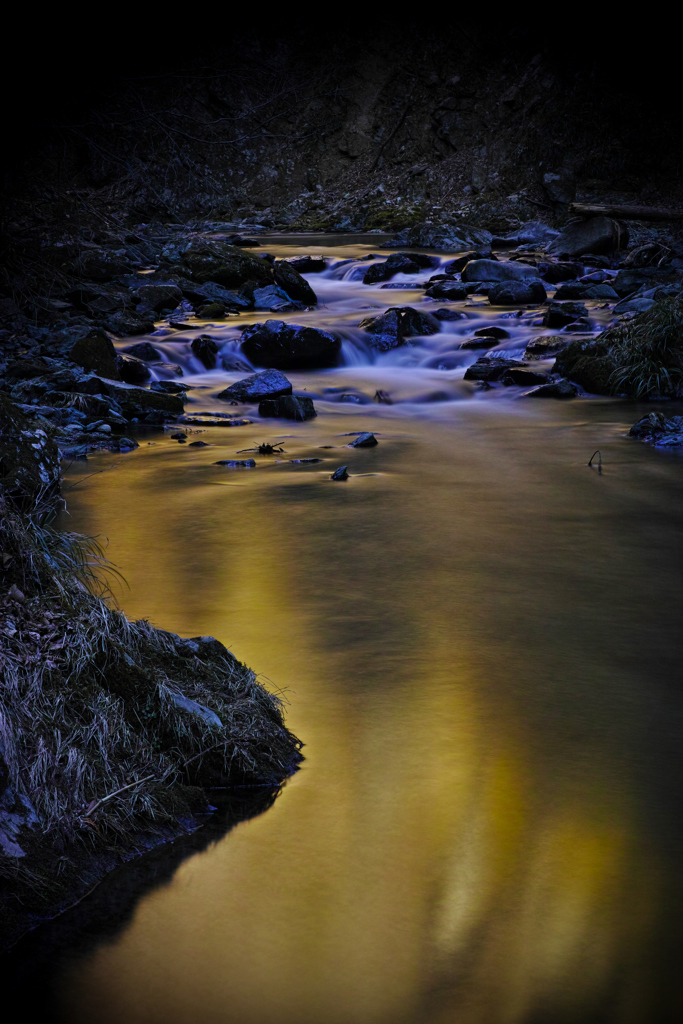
left=21, top=238, right=683, bottom=1021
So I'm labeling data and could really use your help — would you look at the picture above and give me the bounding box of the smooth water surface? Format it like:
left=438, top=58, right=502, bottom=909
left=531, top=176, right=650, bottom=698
left=48, top=240, right=683, bottom=1023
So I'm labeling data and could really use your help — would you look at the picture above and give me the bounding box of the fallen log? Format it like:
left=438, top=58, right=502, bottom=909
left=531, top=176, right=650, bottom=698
left=569, top=203, right=683, bottom=221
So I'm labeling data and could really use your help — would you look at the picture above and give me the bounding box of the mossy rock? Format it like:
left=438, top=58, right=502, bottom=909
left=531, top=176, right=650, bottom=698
left=554, top=337, right=616, bottom=394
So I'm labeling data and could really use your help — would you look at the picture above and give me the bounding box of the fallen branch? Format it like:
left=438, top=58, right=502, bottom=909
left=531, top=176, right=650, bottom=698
left=569, top=203, right=683, bottom=222
left=83, top=774, right=158, bottom=817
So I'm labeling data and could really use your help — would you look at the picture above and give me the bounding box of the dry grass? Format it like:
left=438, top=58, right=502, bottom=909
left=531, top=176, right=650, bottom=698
left=606, top=295, right=683, bottom=397
left=0, top=491, right=302, bottom=881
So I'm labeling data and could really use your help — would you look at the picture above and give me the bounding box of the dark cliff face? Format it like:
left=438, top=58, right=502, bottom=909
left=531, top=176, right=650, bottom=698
left=2, top=21, right=682, bottom=237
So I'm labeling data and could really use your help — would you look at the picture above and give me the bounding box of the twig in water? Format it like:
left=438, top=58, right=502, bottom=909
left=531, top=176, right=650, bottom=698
left=588, top=450, right=603, bottom=474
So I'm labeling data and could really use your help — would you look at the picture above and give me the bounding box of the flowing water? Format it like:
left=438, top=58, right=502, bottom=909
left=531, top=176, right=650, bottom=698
left=26, top=239, right=683, bottom=1021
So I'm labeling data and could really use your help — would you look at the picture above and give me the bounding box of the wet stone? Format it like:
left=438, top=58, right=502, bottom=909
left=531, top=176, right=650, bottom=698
left=331, top=466, right=349, bottom=480
left=347, top=432, right=378, bottom=448
left=214, top=459, right=256, bottom=468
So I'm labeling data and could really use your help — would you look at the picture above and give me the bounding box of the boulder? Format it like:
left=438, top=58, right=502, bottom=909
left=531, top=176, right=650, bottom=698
left=488, top=280, right=547, bottom=305
left=358, top=306, right=441, bottom=352
left=273, top=261, right=318, bottom=304
left=553, top=283, right=590, bottom=300
left=425, top=281, right=471, bottom=300
left=475, top=327, right=509, bottom=340
left=362, top=253, right=434, bottom=284
left=217, top=369, right=293, bottom=404
left=69, top=332, right=120, bottom=380
left=463, top=357, right=527, bottom=382
left=547, top=217, right=628, bottom=257
left=74, top=249, right=132, bottom=281
left=502, top=368, right=550, bottom=386
left=542, top=302, right=589, bottom=329
left=259, top=396, right=317, bottom=421
left=115, top=355, right=151, bottom=384
left=240, top=320, right=341, bottom=370
left=179, top=279, right=251, bottom=311
left=131, top=283, right=183, bottom=313
left=462, top=259, right=540, bottom=283
left=180, top=240, right=274, bottom=288
left=10, top=368, right=109, bottom=403
left=629, top=412, right=683, bottom=438
left=613, top=296, right=656, bottom=314
left=283, top=255, right=327, bottom=273
left=5, top=358, right=52, bottom=380
left=0, top=395, right=61, bottom=504
left=191, top=335, right=219, bottom=369
left=553, top=337, right=616, bottom=394
left=150, top=381, right=190, bottom=394
left=583, top=284, right=619, bottom=300
left=197, top=302, right=227, bottom=319
left=123, top=341, right=162, bottom=362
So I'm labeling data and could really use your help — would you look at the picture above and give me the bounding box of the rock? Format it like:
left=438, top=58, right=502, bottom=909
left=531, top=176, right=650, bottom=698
left=97, top=378, right=185, bottom=419
left=273, top=261, right=318, bottom=304
left=523, top=379, right=580, bottom=398
left=389, top=222, right=492, bottom=249
left=181, top=279, right=251, bottom=311
left=553, top=283, right=590, bottom=300
left=547, top=217, right=628, bottom=257
left=225, top=234, right=260, bottom=247
left=258, top=396, right=317, bottom=421
left=524, top=336, right=570, bottom=359
left=463, top=357, right=527, bottom=382
left=214, top=459, right=256, bottom=468
left=197, top=302, right=227, bottom=319
left=290, top=458, right=322, bottom=464
left=123, top=341, right=161, bottom=361
left=502, top=368, right=550, bottom=386
left=0, top=787, right=38, bottom=859
left=150, top=381, right=191, bottom=394
left=331, top=466, right=349, bottom=480
left=613, top=268, right=680, bottom=298
left=154, top=363, right=184, bottom=378
left=542, top=302, right=589, bottom=329
left=460, top=338, right=497, bottom=350
left=245, top=284, right=301, bottom=312
left=347, top=432, right=378, bottom=447
left=116, top=354, right=151, bottom=384
left=583, top=283, right=619, bottom=300
left=283, top=255, right=327, bottom=273
left=70, top=332, right=120, bottom=380
left=362, top=252, right=435, bottom=284
left=539, top=262, right=583, bottom=284
left=132, top=283, right=183, bottom=313
left=180, top=240, right=274, bottom=289
left=358, top=306, right=440, bottom=352
left=217, top=369, right=293, bottom=403
left=74, top=249, right=132, bottom=281
left=613, top=296, right=656, bottom=314
left=553, top=337, right=615, bottom=393
left=169, top=692, right=223, bottom=730
left=475, top=327, right=510, bottom=340
left=220, top=352, right=253, bottom=373
left=424, top=280, right=471, bottom=300
left=5, top=358, right=52, bottom=380
left=462, top=259, right=540, bottom=283
left=171, top=432, right=187, bottom=439
left=433, top=308, right=468, bottom=321
left=489, top=280, right=547, bottom=305
left=102, top=311, right=157, bottom=337
left=240, top=320, right=341, bottom=370
left=443, top=252, right=494, bottom=274
left=191, top=335, right=219, bottom=369
left=629, top=412, right=683, bottom=438
left=188, top=441, right=210, bottom=447
left=0, top=396, right=61, bottom=504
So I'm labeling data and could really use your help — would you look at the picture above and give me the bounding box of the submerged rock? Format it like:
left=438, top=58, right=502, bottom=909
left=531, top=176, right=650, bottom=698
left=523, top=379, right=580, bottom=398
left=217, top=369, right=293, bottom=403
left=464, top=357, right=527, bottom=382
left=358, top=306, right=440, bottom=352
left=241, top=320, right=341, bottom=370
left=331, top=465, right=349, bottom=480
left=214, top=459, right=256, bottom=467
left=191, top=335, right=219, bottom=368
left=259, top=396, right=317, bottom=421
left=347, top=432, right=378, bottom=447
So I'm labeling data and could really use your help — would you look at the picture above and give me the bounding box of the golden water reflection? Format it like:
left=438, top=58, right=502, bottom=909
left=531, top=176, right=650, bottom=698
left=59, top=402, right=683, bottom=1023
